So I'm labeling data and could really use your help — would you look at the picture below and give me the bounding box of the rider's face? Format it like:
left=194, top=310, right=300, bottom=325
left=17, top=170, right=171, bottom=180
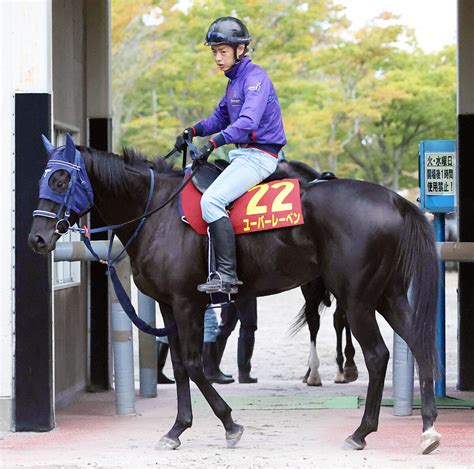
left=211, top=44, right=245, bottom=72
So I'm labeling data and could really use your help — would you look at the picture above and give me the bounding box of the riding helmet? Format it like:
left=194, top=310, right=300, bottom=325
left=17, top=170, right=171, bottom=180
left=205, top=17, right=252, bottom=46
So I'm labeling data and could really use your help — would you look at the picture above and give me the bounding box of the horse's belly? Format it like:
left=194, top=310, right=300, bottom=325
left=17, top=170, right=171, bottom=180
left=238, top=245, right=318, bottom=296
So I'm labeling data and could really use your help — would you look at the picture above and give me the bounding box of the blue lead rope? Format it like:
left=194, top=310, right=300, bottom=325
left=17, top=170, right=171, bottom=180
left=81, top=168, right=177, bottom=337
left=73, top=143, right=202, bottom=338
left=107, top=264, right=177, bottom=337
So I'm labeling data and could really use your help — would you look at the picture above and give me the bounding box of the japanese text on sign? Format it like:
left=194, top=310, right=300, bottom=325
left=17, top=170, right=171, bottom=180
left=425, top=152, right=455, bottom=195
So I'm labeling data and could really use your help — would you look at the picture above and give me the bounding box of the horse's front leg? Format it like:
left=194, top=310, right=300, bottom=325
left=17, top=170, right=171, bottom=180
left=157, top=302, right=193, bottom=450
left=173, top=297, right=244, bottom=448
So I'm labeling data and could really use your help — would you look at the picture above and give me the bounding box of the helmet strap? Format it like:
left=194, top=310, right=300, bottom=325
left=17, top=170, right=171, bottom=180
left=233, top=44, right=247, bottom=64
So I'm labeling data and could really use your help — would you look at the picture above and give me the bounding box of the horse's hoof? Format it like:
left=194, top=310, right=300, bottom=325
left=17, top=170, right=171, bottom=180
left=420, top=427, right=441, bottom=454
left=343, top=365, right=359, bottom=383
left=226, top=423, right=244, bottom=448
left=157, top=435, right=181, bottom=450
left=334, top=370, right=347, bottom=384
left=307, top=379, right=322, bottom=386
left=343, top=435, right=366, bottom=451
left=306, top=372, right=322, bottom=386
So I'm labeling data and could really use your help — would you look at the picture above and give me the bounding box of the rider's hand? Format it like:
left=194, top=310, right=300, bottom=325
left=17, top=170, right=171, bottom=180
left=175, top=127, right=194, bottom=151
left=192, top=140, right=215, bottom=169
left=195, top=140, right=215, bottom=161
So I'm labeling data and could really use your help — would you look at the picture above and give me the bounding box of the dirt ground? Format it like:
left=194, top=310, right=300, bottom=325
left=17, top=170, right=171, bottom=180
left=2, top=272, right=474, bottom=468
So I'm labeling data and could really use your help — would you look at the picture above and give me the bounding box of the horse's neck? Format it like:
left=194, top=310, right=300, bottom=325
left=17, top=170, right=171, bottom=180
left=86, top=156, right=177, bottom=249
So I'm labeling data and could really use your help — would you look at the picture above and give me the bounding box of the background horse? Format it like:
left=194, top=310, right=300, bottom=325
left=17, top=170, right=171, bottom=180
left=29, top=137, right=440, bottom=454
left=291, top=278, right=358, bottom=386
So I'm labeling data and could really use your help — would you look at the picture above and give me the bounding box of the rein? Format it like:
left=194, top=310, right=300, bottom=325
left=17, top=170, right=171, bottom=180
left=76, top=143, right=201, bottom=338
left=35, top=136, right=201, bottom=338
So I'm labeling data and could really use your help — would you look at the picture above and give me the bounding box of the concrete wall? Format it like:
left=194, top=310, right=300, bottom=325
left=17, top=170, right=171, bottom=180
left=51, top=0, right=89, bottom=409
left=50, top=0, right=112, bottom=409
left=54, top=286, right=88, bottom=410
left=53, top=0, right=87, bottom=135
left=0, top=0, right=53, bottom=432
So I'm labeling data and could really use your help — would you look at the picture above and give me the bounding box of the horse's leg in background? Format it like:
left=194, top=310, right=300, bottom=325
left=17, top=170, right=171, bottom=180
left=378, top=290, right=440, bottom=454
left=157, top=302, right=193, bottom=450
left=342, top=310, right=358, bottom=383
left=301, top=280, right=324, bottom=386
left=333, top=306, right=346, bottom=383
left=172, top=297, right=244, bottom=448
left=334, top=305, right=358, bottom=383
left=343, top=306, right=389, bottom=450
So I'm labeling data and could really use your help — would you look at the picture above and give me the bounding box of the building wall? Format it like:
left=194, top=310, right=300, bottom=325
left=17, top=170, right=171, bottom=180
left=0, top=0, right=53, bottom=432
left=54, top=287, right=88, bottom=409
left=53, top=0, right=87, bottom=135
left=51, top=0, right=89, bottom=409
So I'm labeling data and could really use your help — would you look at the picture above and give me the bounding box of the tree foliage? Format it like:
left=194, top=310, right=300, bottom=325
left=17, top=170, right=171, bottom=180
left=112, top=0, right=455, bottom=190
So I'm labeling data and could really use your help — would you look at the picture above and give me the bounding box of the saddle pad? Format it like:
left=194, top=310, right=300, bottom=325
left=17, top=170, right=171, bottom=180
left=179, top=177, right=304, bottom=235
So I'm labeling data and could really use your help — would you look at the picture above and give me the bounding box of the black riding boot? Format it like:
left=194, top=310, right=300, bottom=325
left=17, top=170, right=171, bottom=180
left=203, top=342, right=234, bottom=384
left=238, top=337, right=258, bottom=383
left=216, top=334, right=232, bottom=378
left=197, top=217, right=241, bottom=294
left=156, top=341, right=175, bottom=384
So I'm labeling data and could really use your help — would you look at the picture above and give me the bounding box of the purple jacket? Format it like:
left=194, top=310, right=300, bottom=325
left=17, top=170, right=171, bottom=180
left=195, top=56, right=286, bottom=151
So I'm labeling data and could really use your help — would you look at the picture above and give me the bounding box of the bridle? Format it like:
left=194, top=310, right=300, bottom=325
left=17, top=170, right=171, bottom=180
left=33, top=135, right=201, bottom=256
left=32, top=133, right=202, bottom=337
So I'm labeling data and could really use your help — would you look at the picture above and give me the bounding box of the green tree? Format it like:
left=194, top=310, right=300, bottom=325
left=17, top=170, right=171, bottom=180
left=111, top=1, right=456, bottom=190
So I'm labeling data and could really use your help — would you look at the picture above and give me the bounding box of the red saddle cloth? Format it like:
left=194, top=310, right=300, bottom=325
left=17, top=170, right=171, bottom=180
left=180, top=177, right=304, bottom=235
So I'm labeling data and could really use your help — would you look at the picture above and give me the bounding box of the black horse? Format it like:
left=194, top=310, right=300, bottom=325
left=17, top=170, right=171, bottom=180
left=29, top=141, right=441, bottom=454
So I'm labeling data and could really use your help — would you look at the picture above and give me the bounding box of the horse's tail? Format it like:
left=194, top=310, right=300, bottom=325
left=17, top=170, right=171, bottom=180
left=396, top=198, right=439, bottom=379
left=289, top=277, right=331, bottom=336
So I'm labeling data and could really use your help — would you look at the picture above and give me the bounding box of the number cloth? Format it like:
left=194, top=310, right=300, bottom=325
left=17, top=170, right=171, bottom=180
left=179, top=173, right=304, bottom=235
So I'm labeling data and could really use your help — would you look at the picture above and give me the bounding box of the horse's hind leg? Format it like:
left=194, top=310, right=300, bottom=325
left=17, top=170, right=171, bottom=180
left=342, top=311, right=358, bottom=383
left=378, top=291, right=440, bottom=454
left=301, top=281, right=323, bottom=386
left=344, top=307, right=389, bottom=450
left=333, top=306, right=346, bottom=383
left=157, top=302, right=193, bottom=450
left=333, top=306, right=358, bottom=383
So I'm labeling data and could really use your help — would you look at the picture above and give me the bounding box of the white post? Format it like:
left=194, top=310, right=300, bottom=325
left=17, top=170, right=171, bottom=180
left=138, top=292, right=158, bottom=397
left=392, top=287, right=414, bottom=416
left=109, top=257, right=136, bottom=415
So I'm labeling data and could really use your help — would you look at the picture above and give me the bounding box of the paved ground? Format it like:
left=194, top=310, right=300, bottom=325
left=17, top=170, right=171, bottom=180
left=2, top=272, right=474, bottom=468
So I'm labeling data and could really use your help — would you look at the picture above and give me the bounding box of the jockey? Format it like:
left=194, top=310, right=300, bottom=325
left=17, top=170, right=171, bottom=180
left=175, top=16, right=286, bottom=295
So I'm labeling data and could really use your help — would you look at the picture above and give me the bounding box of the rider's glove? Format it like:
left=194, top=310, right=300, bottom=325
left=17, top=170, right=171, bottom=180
left=196, top=140, right=215, bottom=161
left=192, top=140, right=215, bottom=169
left=175, top=127, right=194, bottom=151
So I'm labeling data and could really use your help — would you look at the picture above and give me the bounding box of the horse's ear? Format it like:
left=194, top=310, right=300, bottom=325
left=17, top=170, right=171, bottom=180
left=65, top=133, right=76, bottom=162
left=41, top=134, right=55, bottom=155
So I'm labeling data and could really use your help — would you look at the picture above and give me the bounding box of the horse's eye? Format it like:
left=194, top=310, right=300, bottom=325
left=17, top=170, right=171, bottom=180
left=48, top=169, right=70, bottom=194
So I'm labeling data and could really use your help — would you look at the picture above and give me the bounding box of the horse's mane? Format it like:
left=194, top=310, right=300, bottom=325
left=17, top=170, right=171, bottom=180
left=79, top=146, right=183, bottom=197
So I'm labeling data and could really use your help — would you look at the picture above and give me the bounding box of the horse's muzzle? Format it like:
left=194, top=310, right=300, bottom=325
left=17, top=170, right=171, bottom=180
left=28, top=232, right=51, bottom=254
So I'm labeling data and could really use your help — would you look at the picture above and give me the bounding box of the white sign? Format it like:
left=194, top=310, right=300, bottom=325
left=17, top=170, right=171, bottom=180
left=424, top=151, right=455, bottom=195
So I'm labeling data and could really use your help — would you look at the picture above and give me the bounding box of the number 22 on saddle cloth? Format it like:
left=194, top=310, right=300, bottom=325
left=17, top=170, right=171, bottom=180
left=179, top=177, right=305, bottom=235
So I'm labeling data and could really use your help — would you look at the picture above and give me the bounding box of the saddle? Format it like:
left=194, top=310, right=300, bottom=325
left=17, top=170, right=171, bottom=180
left=181, top=160, right=336, bottom=236
left=191, top=159, right=297, bottom=194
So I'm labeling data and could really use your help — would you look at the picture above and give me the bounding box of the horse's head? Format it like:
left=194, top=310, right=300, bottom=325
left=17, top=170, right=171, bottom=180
left=28, top=134, right=94, bottom=254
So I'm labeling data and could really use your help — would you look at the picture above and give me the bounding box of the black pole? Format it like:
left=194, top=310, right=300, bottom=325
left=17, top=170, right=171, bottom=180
left=14, top=93, right=54, bottom=431
left=457, top=114, right=474, bottom=390
left=88, top=118, right=112, bottom=391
